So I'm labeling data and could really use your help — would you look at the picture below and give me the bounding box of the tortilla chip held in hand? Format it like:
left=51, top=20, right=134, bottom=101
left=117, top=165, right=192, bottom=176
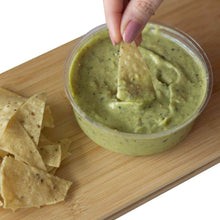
left=117, top=41, right=155, bottom=104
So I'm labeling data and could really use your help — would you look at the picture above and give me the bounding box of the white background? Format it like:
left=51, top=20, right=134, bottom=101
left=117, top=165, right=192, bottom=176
left=0, top=1, right=219, bottom=219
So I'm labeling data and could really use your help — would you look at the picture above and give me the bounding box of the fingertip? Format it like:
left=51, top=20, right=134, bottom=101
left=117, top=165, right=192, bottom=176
left=109, top=31, right=116, bottom=46
left=109, top=29, right=122, bottom=45
left=114, top=34, right=123, bottom=44
left=103, top=0, right=124, bottom=45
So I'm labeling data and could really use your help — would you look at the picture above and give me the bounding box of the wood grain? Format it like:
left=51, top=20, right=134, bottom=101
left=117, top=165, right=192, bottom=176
left=0, top=0, right=219, bottom=219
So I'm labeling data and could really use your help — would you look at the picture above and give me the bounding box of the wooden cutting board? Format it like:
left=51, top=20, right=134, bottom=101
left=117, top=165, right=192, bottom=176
left=0, top=0, right=219, bottom=219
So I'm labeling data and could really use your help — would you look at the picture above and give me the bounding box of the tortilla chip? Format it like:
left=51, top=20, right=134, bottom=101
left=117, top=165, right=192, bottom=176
left=39, top=135, right=72, bottom=161
left=0, top=157, right=72, bottom=211
left=57, top=138, right=72, bottom=161
left=42, top=105, right=55, bottom=128
left=0, top=150, right=8, bottom=158
left=46, top=165, right=54, bottom=172
left=15, top=93, right=46, bottom=146
left=48, top=167, right=57, bottom=175
left=0, top=88, right=26, bottom=138
left=39, top=133, right=52, bottom=145
left=0, top=116, right=46, bottom=171
left=38, top=144, right=61, bottom=168
left=0, top=159, right=3, bottom=205
left=117, top=41, right=155, bottom=104
left=0, top=187, right=3, bottom=207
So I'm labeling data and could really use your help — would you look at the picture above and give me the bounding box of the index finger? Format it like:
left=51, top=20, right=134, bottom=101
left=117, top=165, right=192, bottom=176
left=103, top=0, right=125, bottom=44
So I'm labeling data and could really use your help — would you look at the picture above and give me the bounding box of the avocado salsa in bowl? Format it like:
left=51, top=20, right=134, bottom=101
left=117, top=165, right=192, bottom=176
left=64, top=21, right=212, bottom=155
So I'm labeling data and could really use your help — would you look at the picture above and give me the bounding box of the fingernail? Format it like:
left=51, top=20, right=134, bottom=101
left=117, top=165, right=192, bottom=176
left=109, top=31, right=116, bottom=46
left=123, top=20, right=142, bottom=43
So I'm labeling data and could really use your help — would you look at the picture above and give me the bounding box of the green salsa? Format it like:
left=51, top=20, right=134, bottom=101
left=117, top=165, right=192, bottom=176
left=70, top=24, right=207, bottom=135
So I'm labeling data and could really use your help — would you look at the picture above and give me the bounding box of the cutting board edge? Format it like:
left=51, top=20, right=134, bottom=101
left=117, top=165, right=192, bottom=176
left=102, top=156, right=220, bottom=220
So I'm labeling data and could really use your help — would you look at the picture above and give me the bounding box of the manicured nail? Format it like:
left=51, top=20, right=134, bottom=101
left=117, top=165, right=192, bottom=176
left=109, top=31, right=116, bottom=46
left=123, top=20, right=142, bottom=43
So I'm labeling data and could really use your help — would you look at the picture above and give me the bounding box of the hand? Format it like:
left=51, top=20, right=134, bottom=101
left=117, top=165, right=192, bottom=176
left=103, top=0, right=163, bottom=45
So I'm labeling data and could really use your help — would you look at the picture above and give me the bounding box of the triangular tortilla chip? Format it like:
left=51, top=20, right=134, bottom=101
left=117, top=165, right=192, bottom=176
left=15, top=93, right=46, bottom=146
left=117, top=41, right=155, bottom=104
left=0, top=200, right=2, bottom=206
left=0, top=157, right=72, bottom=211
left=39, top=133, right=52, bottom=145
left=57, top=138, right=72, bottom=161
left=39, top=134, right=72, bottom=161
left=38, top=144, right=62, bottom=168
left=0, top=116, right=46, bottom=170
left=0, top=88, right=26, bottom=138
left=42, top=105, right=55, bottom=128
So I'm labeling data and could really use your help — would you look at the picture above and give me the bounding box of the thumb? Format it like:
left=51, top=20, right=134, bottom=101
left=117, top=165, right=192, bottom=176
left=121, top=0, right=163, bottom=43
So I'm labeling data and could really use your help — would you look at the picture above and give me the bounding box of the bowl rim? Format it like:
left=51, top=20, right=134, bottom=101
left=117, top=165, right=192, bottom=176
left=63, top=20, right=213, bottom=139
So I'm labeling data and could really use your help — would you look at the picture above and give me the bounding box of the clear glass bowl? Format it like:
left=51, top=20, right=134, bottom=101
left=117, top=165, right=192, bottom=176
left=64, top=21, right=213, bottom=156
